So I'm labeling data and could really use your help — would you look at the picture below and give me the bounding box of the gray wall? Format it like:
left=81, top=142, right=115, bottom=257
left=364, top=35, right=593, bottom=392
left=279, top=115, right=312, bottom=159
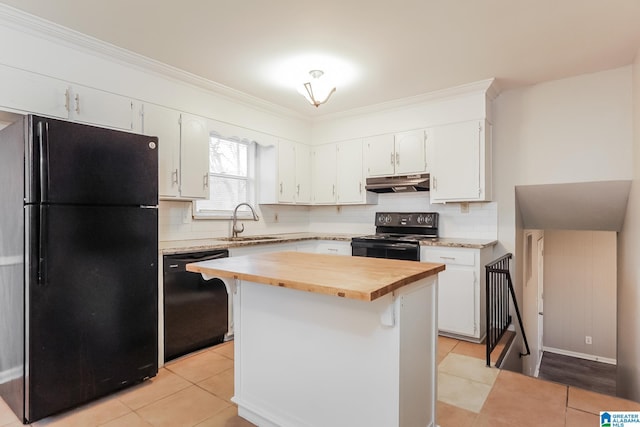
left=543, top=230, right=617, bottom=361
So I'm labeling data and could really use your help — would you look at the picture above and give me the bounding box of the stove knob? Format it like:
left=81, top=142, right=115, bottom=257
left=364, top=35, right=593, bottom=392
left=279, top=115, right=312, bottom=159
left=378, top=214, right=385, bottom=224
left=385, top=214, right=392, bottom=224
left=417, top=215, right=424, bottom=224
left=425, top=215, right=433, bottom=225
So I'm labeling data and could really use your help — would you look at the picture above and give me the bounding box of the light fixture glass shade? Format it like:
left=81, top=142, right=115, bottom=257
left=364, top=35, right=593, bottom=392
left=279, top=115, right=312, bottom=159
left=297, top=70, right=336, bottom=107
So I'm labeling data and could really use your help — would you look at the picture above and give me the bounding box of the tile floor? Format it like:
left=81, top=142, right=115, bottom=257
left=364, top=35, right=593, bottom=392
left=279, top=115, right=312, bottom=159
left=1, top=337, right=639, bottom=427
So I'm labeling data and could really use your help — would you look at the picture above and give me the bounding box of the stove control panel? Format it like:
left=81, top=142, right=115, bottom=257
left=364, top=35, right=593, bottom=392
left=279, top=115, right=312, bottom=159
left=375, top=212, right=438, bottom=228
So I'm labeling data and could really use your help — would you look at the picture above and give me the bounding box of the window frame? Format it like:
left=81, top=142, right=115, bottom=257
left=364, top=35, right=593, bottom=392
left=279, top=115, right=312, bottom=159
left=192, top=135, right=257, bottom=220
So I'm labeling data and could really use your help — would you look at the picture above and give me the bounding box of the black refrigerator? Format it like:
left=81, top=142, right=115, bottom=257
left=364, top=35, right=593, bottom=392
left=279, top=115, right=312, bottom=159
left=0, top=115, right=159, bottom=423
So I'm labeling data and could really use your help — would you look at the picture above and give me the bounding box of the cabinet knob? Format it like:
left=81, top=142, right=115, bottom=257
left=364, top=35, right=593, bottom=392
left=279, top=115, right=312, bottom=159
left=74, top=93, right=80, bottom=114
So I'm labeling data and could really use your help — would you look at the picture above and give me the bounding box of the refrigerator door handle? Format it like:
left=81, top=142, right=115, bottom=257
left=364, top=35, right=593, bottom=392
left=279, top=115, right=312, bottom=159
left=38, top=207, right=47, bottom=286
left=37, top=121, right=49, bottom=202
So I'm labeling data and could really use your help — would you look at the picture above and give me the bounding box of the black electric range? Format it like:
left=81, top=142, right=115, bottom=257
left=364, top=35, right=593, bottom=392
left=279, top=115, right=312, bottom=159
left=351, top=212, right=439, bottom=261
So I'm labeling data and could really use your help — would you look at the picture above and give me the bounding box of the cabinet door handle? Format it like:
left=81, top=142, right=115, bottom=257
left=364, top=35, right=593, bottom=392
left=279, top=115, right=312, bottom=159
left=332, top=184, right=336, bottom=195
left=64, top=89, right=70, bottom=112
left=432, top=176, right=437, bottom=190
left=359, top=182, right=362, bottom=193
left=74, top=93, right=80, bottom=114
left=390, top=152, right=394, bottom=165
left=396, top=152, right=400, bottom=165
left=297, top=184, right=300, bottom=195
left=171, top=169, right=179, bottom=186
left=203, top=174, right=209, bottom=189
left=440, top=256, right=456, bottom=260
left=280, top=182, right=283, bottom=194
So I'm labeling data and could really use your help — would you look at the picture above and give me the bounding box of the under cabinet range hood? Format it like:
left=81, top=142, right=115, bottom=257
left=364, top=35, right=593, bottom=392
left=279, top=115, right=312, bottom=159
left=365, top=173, right=430, bottom=193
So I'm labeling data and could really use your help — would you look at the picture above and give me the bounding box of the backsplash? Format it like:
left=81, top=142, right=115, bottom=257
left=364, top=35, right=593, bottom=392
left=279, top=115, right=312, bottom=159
left=307, top=193, right=498, bottom=239
left=159, top=193, right=497, bottom=242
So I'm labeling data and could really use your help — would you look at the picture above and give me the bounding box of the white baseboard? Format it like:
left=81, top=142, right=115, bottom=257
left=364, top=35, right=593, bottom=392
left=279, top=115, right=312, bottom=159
left=543, top=346, right=616, bottom=365
left=0, top=365, right=22, bottom=384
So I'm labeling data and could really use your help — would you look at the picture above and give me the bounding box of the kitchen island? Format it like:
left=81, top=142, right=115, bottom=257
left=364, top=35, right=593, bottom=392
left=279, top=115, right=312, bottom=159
left=187, top=251, right=445, bottom=427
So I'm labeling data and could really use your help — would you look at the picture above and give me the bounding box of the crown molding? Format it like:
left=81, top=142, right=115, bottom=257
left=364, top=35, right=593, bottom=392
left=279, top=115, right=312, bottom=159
left=312, top=78, right=498, bottom=123
left=0, top=3, right=309, bottom=122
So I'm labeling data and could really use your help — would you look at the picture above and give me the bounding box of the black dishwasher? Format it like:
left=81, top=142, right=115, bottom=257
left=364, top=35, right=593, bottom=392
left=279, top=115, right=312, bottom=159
left=163, top=250, right=229, bottom=362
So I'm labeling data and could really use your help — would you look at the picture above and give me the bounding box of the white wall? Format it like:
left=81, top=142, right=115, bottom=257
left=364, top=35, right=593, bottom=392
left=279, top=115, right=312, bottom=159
left=543, top=230, right=617, bottom=362
left=617, top=50, right=640, bottom=401
left=493, top=66, right=634, bottom=396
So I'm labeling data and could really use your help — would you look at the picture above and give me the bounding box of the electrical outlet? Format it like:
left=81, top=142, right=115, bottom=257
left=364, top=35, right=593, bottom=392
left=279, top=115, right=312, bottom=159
left=585, top=336, right=592, bottom=345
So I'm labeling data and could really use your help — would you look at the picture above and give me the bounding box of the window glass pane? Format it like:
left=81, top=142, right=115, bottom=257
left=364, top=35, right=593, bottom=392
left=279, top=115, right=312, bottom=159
left=210, top=138, right=247, bottom=176
left=201, top=176, right=248, bottom=212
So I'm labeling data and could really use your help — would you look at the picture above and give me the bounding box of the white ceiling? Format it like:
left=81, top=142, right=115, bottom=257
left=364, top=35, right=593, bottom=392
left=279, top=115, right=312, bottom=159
left=1, top=1, right=640, bottom=117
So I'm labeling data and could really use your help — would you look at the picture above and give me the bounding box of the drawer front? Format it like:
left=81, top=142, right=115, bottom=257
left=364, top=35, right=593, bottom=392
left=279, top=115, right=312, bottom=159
left=421, top=248, right=476, bottom=266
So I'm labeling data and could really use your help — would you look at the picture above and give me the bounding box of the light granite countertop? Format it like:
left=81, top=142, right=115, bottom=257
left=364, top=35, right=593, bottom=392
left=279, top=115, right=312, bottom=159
left=159, top=232, right=358, bottom=255
left=419, top=238, right=498, bottom=249
left=160, top=233, right=498, bottom=254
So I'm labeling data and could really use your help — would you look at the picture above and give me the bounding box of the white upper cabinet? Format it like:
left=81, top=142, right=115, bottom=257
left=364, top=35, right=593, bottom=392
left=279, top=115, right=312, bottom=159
left=179, top=113, right=210, bottom=199
left=394, top=129, right=428, bottom=174
left=277, top=139, right=297, bottom=203
left=312, top=139, right=377, bottom=205
left=365, top=134, right=395, bottom=177
left=336, top=139, right=366, bottom=204
left=429, top=120, right=491, bottom=203
left=0, top=64, right=137, bottom=131
left=295, top=143, right=312, bottom=204
left=143, top=104, right=209, bottom=200
left=365, top=130, right=427, bottom=177
left=312, top=143, right=338, bottom=204
left=0, top=64, right=69, bottom=119
left=143, top=103, right=181, bottom=198
left=68, top=84, right=137, bottom=132
left=259, top=139, right=312, bottom=205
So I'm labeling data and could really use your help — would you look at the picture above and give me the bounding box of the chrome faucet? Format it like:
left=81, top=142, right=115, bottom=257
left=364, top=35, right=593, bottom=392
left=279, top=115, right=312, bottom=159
left=232, top=203, right=260, bottom=238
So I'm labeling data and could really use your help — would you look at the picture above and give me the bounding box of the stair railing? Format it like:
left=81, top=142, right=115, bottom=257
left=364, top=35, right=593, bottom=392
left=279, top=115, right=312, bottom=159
left=485, top=253, right=530, bottom=366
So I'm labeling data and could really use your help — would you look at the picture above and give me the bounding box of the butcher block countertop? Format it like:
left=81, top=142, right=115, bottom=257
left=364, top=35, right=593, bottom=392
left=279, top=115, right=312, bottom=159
left=186, top=251, right=445, bottom=302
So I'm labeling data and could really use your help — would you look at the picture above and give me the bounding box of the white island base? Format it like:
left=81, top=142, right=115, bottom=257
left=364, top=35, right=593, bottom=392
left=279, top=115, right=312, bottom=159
left=226, top=275, right=438, bottom=427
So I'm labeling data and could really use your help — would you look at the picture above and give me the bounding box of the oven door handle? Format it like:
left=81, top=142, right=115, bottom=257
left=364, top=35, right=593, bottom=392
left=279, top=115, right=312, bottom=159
left=351, top=241, right=418, bottom=250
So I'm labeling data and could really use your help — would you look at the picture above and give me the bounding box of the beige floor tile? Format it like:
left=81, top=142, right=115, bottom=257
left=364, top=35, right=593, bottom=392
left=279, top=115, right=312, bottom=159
left=100, top=412, right=154, bottom=427
left=438, top=372, right=493, bottom=413
left=166, top=350, right=234, bottom=383
left=438, top=353, right=499, bottom=386
left=117, top=368, right=191, bottom=410
left=451, top=340, right=486, bottom=361
left=0, top=398, right=20, bottom=426
left=32, top=395, right=131, bottom=427
left=438, top=336, right=459, bottom=354
left=211, top=341, right=234, bottom=360
left=198, top=368, right=235, bottom=403
left=436, top=401, right=477, bottom=427
left=136, top=385, right=230, bottom=427
left=195, top=406, right=255, bottom=427
left=477, top=370, right=567, bottom=427
left=568, top=386, right=640, bottom=414
left=565, top=408, right=599, bottom=427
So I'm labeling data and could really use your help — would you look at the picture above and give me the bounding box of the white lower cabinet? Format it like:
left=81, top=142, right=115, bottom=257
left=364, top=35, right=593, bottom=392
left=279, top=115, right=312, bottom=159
left=314, top=241, right=351, bottom=255
left=229, top=242, right=299, bottom=257
left=421, top=245, right=492, bottom=342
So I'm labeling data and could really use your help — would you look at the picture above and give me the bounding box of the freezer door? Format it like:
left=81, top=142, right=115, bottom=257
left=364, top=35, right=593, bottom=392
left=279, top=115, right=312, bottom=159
left=26, top=205, right=158, bottom=422
left=27, top=116, right=158, bottom=206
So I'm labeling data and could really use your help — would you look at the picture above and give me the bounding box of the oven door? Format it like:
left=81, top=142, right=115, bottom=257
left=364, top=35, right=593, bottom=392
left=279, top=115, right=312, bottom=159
left=351, top=240, right=420, bottom=261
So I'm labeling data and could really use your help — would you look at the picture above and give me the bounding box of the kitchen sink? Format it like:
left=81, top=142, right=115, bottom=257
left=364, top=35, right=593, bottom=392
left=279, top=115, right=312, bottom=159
left=216, top=236, right=280, bottom=242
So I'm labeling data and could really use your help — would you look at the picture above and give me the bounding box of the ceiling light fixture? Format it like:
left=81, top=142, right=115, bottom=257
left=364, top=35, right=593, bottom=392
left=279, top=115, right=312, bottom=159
left=298, top=70, right=336, bottom=107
